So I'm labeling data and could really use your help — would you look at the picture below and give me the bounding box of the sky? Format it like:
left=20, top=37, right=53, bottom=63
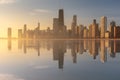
left=0, top=0, right=120, bottom=37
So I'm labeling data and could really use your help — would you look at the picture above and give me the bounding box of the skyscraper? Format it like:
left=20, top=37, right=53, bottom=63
left=38, top=22, right=40, bottom=30
left=8, top=28, right=12, bottom=39
left=18, top=29, right=22, bottom=39
left=58, top=9, right=66, bottom=33
left=83, top=27, right=88, bottom=38
left=91, top=19, right=99, bottom=38
left=53, top=18, right=59, bottom=34
left=24, top=24, right=27, bottom=38
left=109, top=21, right=116, bottom=38
left=59, top=9, right=64, bottom=26
left=53, top=9, right=66, bottom=37
left=71, top=15, right=77, bottom=37
left=100, top=16, right=107, bottom=38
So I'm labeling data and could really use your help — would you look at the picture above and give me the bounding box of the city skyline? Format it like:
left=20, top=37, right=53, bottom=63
left=1, top=0, right=120, bottom=37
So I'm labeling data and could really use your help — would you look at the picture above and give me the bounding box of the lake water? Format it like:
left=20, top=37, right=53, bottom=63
left=0, top=39, right=120, bottom=80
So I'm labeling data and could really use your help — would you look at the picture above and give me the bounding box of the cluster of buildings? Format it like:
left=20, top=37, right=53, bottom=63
left=71, top=16, right=120, bottom=39
left=7, top=9, right=120, bottom=39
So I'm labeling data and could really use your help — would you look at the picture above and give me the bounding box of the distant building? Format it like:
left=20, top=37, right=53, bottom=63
left=89, top=19, right=99, bottom=38
left=18, top=29, right=22, bottom=39
left=83, top=27, right=88, bottom=38
left=53, top=18, right=59, bottom=34
left=34, top=22, right=40, bottom=39
left=105, top=31, right=110, bottom=38
left=71, top=15, right=77, bottom=37
left=79, top=25, right=84, bottom=38
left=59, top=9, right=64, bottom=26
left=76, top=26, right=80, bottom=37
left=109, top=21, right=116, bottom=38
left=114, top=26, right=120, bottom=38
left=24, top=24, right=27, bottom=38
left=8, top=28, right=12, bottom=39
left=53, top=9, right=66, bottom=37
left=89, top=24, right=92, bottom=38
left=100, top=16, right=107, bottom=38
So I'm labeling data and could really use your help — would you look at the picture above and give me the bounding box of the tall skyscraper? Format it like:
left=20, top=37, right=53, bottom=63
left=83, top=27, right=88, bottom=38
left=58, top=9, right=66, bottom=34
left=59, top=9, right=64, bottom=26
left=53, top=9, right=66, bottom=37
left=109, top=21, right=116, bottom=38
left=71, top=15, right=77, bottom=37
left=91, top=19, right=99, bottom=38
left=89, top=24, right=92, bottom=38
left=100, top=16, right=107, bottom=38
left=8, top=28, right=12, bottom=39
left=79, top=25, right=84, bottom=38
left=24, top=24, right=27, bottom=38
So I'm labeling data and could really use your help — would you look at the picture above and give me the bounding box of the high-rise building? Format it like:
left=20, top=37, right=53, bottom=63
left=59, top=9, right=64, bottom=26
left=34, top=22, right=40, bottom=39
left=79, top=25, right=84, bottom=38
left=38, top=22, right=40, bottom=30
left=18, top=29, right=22, bottom=39
left=53, top=9, right=66, bottom=37
left=53, top=18, right=59, bottom=34
left=58, top=9, right=66, bottom=34
left=89, top=24, right=92, bottom=38
left=92, top=19, right=99, bottom=38
left=109, top=21, right=116, bottom=38
left=24, top=24, right=27, bottom=38
left=100, top=16, right=107, bottom=38
left=71, top=15, right=77, bottom=37
left=83, top=27, right=88, bottom=38
left=114, top=26, right=120, bottom=38
left=8, top=28, right=12, bottom=39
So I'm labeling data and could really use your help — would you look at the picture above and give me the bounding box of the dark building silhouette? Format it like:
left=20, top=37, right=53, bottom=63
left=59, top=9, right=64, bottom=26
left=53, top=9, right=66, bottom=37
left=71, top=15, right=77, bottom=37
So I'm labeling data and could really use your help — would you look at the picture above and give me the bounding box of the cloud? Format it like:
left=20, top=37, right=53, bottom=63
left=34, top=65, right=51, bottom=69
left=0, top=74, right=24, bottom=80
left=30, top=9, right=51, bottom=16
left=0, top=0, right=17, bottom=4
left=34, top=9, right=51, bottom=13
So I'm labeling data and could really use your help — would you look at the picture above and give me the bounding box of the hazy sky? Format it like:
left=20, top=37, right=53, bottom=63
left=0, top=0, right=120, bottom=37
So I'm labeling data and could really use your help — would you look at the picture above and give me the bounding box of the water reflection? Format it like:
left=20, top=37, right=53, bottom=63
left=8, top=39, right=12, bottom=51
left=7, top=40, right=120, bottom=69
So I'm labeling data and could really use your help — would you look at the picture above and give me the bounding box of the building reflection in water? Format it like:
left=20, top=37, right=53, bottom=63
left=7, top=40, right=120, bottom=69
left=53, top=40, right=66, bottom=69
left=100, top=40, right=107, bottom=63
left=8, top=39, right=12, bottom=51
left=18, top=40, right=22, bottom=49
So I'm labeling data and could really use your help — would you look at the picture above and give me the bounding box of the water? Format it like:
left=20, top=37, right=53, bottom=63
left=0, top=39, right=120, bottom=80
